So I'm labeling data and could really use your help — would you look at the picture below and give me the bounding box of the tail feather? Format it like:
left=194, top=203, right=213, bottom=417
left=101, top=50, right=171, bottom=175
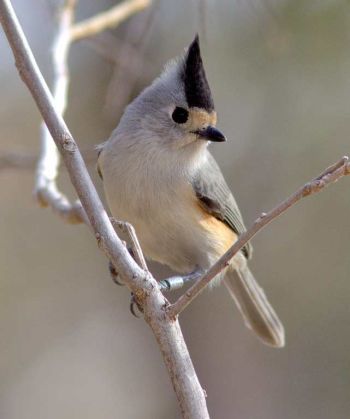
left=223, top=267, right=285, bottom=348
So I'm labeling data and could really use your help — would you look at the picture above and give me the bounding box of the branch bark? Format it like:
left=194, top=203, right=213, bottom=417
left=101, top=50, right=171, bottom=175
left=168, top=156, right=350, bottom=318
left=0, top=1, right=209, bottom=418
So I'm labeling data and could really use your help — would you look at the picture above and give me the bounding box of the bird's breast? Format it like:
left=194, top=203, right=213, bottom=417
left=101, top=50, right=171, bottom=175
left=100, top=143, right=237, bottom=273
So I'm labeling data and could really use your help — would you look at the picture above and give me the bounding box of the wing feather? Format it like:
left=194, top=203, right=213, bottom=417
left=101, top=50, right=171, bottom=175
left=192, top=153, right=252, bottom=259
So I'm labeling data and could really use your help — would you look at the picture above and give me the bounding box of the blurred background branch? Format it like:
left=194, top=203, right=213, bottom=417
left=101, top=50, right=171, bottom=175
left=70, top=0, right=151, bottom=42
left=34, top=0, right=85, bottom=224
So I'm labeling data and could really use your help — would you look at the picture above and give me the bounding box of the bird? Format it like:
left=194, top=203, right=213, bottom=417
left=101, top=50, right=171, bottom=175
left=97, top=35, right=285, bottom=348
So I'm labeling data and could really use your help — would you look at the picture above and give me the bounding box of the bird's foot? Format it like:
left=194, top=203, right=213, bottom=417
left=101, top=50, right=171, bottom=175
left=130, top=292, right=143, bottom=317
left=108, top=261, right=124, bottom=286
left=108, top=245, right=135, bottom=286
left=159, top=269, right=203, bottom=292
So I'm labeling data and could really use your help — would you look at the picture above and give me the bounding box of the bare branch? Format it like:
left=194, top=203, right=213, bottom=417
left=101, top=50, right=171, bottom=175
left=168, top=156, right=350, bottom=318
left=70, top=0, right=152, bottom=42
left=112, top=219, right=148, bottom=271
left=34, top=0, right=86, bottom=223
left=0, top=2, right=209, bottom=417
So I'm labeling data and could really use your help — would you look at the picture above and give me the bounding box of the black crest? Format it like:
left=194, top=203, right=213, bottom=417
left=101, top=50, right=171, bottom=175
left=182, top=35, right=214, bottom=112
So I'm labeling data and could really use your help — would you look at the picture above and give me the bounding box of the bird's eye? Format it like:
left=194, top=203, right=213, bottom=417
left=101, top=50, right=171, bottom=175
left=172, top=107, right=189, bottom=124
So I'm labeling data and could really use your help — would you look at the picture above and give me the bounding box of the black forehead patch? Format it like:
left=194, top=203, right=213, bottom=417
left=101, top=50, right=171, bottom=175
left=181, top=35, right=214, bottom=112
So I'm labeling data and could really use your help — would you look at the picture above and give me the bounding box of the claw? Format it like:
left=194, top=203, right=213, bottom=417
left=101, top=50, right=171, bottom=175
left=109, top=261, right=124, bottom=286
left=130, top=293, right=143, bottom=317
left=109, top=244, right=136, bottom=287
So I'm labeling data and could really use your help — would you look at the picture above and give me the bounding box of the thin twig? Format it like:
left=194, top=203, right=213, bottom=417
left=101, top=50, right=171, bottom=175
left=168, top=156, right=350, bottom=318
left=70, top=0, right=152, bottom=42
left=112, top=219, right=148, bottom=271
left=0, top=2, right=209, bottom=417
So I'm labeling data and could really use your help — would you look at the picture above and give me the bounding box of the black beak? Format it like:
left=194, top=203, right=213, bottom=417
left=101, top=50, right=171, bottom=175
left=195, top=126, right=226, bottom=142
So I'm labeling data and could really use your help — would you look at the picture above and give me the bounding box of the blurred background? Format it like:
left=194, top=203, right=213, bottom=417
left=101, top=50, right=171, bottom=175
left=1, top=0, right=350, bottom=418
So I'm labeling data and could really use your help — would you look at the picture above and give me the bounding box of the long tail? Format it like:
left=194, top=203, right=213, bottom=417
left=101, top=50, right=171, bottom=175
left=223, top=266, right=285, bottom=348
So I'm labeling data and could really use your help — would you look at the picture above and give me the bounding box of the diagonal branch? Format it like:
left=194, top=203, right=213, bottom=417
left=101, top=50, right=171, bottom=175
left=70, top=0, right=152, bottom=42
left=168, top=156, right=350, bottom=318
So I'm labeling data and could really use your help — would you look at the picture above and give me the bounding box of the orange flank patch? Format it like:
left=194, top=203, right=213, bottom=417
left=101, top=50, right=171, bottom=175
left=196, top=204, right=237, bottom=256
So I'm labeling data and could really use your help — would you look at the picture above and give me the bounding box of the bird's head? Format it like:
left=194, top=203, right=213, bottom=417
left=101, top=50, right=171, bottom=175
left=118, top=35, right=226, bottom=153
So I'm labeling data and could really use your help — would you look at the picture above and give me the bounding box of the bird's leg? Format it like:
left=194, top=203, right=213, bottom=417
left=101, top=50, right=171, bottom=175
left=130, top=270, right=204, bottom=316
left=159, top=268, right=204, bottom=292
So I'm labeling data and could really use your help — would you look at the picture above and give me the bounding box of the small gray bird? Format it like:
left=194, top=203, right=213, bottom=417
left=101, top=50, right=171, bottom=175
left=98, top=35, right=285, bottom=347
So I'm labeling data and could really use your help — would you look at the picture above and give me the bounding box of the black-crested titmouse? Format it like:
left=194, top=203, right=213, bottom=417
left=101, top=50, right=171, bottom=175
left=97, top=35, right=284, bottom=348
